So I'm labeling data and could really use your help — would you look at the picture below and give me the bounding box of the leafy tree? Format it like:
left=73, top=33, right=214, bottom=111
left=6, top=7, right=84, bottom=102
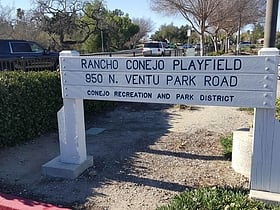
left=82, top=4, right=139, bottom=52
left=81, top=0, right=108, bottom=52
left=106, top=9, right=139, bottom=50
left=151, top=24, right=197, bottom=46
left=152, top=23, right=180, bottom=43
left=33, top=0, right=106, bottom=49
left=251, top=23, right=264, bottom=44
left=276, top=31, right=280, bottom=49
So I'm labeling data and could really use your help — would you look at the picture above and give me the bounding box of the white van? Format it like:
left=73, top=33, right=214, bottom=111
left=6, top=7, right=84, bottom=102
left=142, top=41, right=167, bottom=56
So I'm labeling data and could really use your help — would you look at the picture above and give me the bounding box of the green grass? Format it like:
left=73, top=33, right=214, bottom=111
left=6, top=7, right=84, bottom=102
left=276, top=98, right=280, bottom=120
left=219, top=135, right=233, bottom=160
left=157, top=187, right=280, bottom=210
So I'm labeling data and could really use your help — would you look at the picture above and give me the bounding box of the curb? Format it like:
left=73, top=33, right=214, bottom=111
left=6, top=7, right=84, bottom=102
left=0, top=193, right=70, bottom=210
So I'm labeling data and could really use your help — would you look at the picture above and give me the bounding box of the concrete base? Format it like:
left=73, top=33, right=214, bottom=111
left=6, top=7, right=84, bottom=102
left=232, top=128, right=253, bottom=178
left=250, top=190, right=280, bottom=203
left=42, top=156, right=93, bottom=179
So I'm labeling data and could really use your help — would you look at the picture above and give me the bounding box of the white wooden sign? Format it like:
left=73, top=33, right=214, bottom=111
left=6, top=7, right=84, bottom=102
left=44, top=49, right=280, bottom=207
left=60, top=56, right=278, bottom=108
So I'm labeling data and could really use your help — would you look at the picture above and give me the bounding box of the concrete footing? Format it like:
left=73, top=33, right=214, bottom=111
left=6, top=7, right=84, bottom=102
left=232, top=128, right=253, bottom=178
left=250, top=190, right=280, bottom=203
left=42, top=156, right=93, bottom=179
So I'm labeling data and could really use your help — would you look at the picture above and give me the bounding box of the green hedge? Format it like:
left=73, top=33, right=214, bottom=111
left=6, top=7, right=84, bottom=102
left=0, top=71, right=115, bottom=147
left=0, top=71, right=62, bottom=147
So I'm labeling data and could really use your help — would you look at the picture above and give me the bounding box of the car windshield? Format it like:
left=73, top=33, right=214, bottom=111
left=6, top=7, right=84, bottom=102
left=29, top=42, right=44, bottom=53
left=144, top=43, right=161, bottom=48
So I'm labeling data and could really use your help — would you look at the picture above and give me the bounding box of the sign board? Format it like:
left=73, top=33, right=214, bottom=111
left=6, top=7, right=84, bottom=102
left=60, top=56, right=278, bottom=108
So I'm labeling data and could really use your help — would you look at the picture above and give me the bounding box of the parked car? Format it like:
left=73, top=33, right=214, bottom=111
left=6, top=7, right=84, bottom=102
left=238, top=41, right=251, bottom=48
left=142, top=41, right=169, bottom=56
left=0, top=39, right=59, bottom=71
left=182, top=43, right=193, bottom=49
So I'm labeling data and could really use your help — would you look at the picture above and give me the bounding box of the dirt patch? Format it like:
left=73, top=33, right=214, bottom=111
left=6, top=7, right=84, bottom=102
left=0, top=103, right=253, bottom=209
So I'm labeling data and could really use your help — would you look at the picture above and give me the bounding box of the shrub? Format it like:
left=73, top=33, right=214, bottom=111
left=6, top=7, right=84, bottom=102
left=207, top=50, right=224, bottom=56
left=0, top=71, right=115, bottom=147
left=276, top=98, right=280, bottom=120
left=0, top=71, right=62, bottom=147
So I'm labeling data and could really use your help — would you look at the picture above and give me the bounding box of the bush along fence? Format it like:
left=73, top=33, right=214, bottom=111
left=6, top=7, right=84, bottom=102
left=0, top=71, right=114, bottom=147
left=0, top=71, right=62, bottom=147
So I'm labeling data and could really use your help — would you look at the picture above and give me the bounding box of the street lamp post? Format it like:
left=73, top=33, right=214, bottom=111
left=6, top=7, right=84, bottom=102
left=264, top=0, right=279, bottom=47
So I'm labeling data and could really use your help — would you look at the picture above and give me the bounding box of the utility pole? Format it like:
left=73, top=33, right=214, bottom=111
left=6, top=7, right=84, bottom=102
left=264, top=0, right=279, bottom=47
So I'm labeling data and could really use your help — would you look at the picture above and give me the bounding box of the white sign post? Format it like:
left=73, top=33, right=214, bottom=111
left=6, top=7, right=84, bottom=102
left=250, top=48, right=280, bottom=202
left=42, top=49, right=280, bottom=202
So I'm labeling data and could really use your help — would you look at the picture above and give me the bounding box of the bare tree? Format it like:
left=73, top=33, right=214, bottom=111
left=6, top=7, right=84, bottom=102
left=151, top=0, right=266, bottom=55
left=150, top=0, right=223, bottom=55
left=0, top=4, right=15, bottom=38
left=209, top=0, right=265, bottom=53
left=128, top=18, right=154, bottom=47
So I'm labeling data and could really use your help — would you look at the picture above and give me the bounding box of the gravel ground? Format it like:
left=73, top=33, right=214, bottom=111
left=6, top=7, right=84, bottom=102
left=0, top=103, right=253, bottom=210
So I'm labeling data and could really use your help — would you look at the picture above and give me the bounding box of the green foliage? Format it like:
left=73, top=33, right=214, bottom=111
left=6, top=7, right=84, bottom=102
left=207, top=50, right=224, bottom=56
left=151, top=24, right=198, bottom=45
left=0, top=71, right=115, bottom=147
left=251, top=23, right=264, bottom=44
left=157, top=187, right=280, bottom=210
left=0, top=71, right=62, bottom=147
left=82, top=2, right=139, bottom=52
left=106, top=10, right=139, bottom=50
left=220, top=135, right=233, bottom=160
left=276, top=98, right=280, bottom=120
left=276, top=31, right=280, bottom=49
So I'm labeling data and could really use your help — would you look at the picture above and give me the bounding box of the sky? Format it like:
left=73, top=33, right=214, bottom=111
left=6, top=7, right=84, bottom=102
left=0, top=0, right=280, bottom=33
left=0, top=0, right=186, bottom=33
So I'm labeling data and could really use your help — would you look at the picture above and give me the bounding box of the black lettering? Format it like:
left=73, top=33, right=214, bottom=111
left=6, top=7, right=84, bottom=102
left=189, top=76, right=196, bottom=86
left=166, top=75, right=173, bottom=85
left=197, top=59, right=204, bottom=70
left=126, top=60, right=132, bottom=70
left=234, top=59, right=242, bottom=70
left=225, top=59, right=233, bottom=70
left=188, top=60, right=196, bottom=70
left=204, top=76, right=211, bottom=86
left=173, top=60, right=180, bottom=70
left=81, top=59, right=87, bottom=69
left=157, top=93, right=170, bottom=99
left=199, top=94, right=235, bottom=102
left=217, top=59, right=224, bottom=70
left=230, top=76, right=238, bottom=87
left=158, top=60, right=164, bottom=70
left=204, top=59, right=211, bottom=70
left=220, top=76, right=229, bottom=86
